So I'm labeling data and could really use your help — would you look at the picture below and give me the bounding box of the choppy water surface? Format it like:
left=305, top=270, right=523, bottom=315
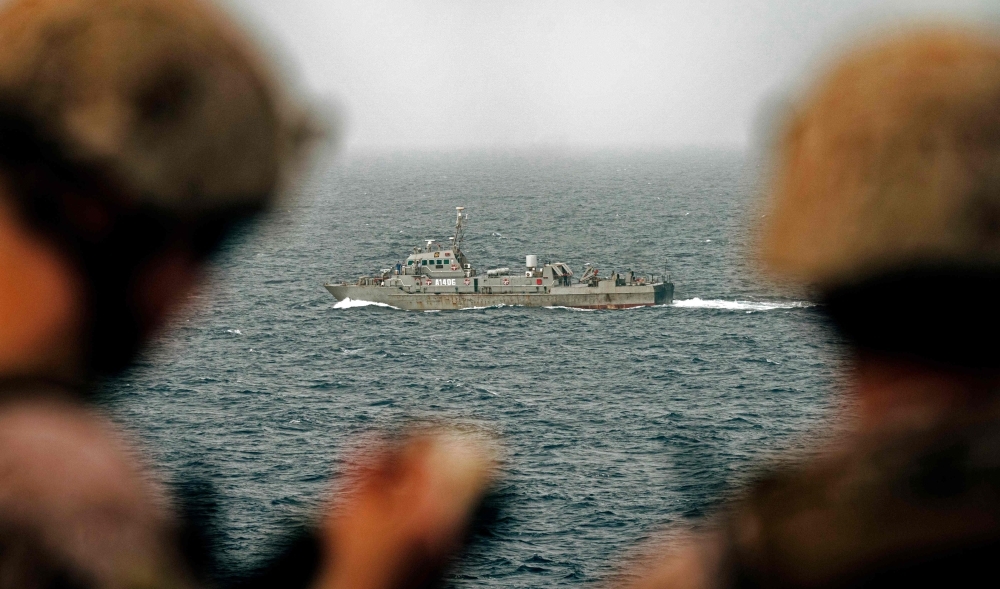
left=101, top=150, right=849, bottom=586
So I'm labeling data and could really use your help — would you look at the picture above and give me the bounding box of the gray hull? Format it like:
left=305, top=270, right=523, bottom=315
left=324, top=283, right=673, bottom=311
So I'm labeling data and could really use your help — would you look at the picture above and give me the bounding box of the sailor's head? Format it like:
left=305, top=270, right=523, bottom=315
left=0, top=0, right=315, bottom=380
left=761, top=28, right=1000, bottom=370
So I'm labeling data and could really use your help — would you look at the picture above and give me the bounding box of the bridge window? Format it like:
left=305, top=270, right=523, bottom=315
left=436, top=259, right=443, bottom=265
left=407, top=260, right=414, bottom=265
left=421, top=260, right=427, bottom=265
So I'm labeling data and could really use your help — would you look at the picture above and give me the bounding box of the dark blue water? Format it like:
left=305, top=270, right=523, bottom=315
left=100, top=150, right=849, bottom=587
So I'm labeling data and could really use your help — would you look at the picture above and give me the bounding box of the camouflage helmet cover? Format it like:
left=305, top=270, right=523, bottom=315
left=0, top=0, right=309, bottom=213
left=762, top=29, right=1000, bottom=288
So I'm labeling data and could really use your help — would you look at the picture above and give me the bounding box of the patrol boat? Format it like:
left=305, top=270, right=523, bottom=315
left=324, top=207, right=674, bottom=311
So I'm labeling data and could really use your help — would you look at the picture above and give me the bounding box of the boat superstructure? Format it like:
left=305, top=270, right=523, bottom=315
left=324, top=207, right=673, bottom=310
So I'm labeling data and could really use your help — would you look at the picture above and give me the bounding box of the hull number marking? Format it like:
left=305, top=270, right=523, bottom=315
left=433, top=279, right=457, bottom=286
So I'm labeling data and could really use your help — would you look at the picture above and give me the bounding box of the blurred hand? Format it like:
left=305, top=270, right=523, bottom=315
left=316, top=429, right=498, bottom=589
left=608, top=530, right=723, bottom=589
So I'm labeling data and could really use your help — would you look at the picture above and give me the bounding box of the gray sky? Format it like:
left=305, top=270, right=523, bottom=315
left=226, top=0, right=1000, bottom=153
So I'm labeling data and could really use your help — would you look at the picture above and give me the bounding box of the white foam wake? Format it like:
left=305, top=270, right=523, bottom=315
left=672, top=298, right=813, bottom=312
left=458, top=304, right=511, bottom=311
left=333, top=297, right=396, bottom=309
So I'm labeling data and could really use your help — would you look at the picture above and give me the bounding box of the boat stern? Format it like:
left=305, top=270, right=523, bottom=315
left=654, top=282, right=674, bottom=305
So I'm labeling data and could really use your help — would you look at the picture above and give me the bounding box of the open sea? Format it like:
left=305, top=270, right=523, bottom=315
left=99, top=150, right=851, bottom=587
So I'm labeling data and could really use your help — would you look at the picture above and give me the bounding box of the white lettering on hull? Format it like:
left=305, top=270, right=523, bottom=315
left=434, top=279, right=457, bottom=286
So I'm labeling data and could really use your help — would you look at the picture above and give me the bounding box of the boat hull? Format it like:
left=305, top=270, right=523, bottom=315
left=324, top=283, right=673, bottom=310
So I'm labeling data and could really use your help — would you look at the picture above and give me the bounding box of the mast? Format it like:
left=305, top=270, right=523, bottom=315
left=453, top=206, right=466, bottom=251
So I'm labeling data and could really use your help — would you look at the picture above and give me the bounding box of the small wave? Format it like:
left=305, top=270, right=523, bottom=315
left=333, top=297, right=396, bottom=310
left=672, top=298, right=813, bottom=312
left=226, top=329, right=242, bottom=335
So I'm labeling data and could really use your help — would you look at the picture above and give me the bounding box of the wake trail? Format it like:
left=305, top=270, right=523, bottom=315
left=672, top=298, right=814, bottom=312
left=332, top=297, right=813, bottom=313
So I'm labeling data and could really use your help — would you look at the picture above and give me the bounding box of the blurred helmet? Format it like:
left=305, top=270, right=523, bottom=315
left=762, top=28, right=1000, bottom=289
left=0, top=0, right=312, bottom=215
left=0, top=0, right=316, bottom=375
left=761, top=28, right=1000, bottom=368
